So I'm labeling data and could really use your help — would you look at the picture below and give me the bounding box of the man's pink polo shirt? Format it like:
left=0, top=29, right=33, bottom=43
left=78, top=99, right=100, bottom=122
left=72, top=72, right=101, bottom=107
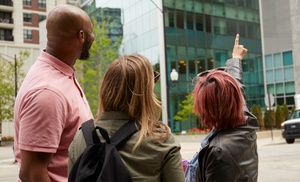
left=14, top=50, right=93, bottom=182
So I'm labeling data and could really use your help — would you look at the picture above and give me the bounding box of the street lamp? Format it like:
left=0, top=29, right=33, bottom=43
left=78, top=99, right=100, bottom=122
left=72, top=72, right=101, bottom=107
left=170, top=69, right=178, bottom=87
left=168, top=68, right=179, bottom=132
left=0, top=54, right=17, bottom=97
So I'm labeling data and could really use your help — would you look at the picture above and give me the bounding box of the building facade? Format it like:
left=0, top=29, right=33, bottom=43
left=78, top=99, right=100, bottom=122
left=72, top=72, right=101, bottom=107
left=260, top=0, right=300, bottom=109
left=90, top=0, right=264, bottom=132
left=164, top=0, right=263, bottom=132
left=0, top=0, right=47, bottom=72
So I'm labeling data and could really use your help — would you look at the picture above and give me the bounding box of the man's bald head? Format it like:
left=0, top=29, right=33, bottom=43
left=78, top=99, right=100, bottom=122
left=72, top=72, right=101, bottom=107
left=46, top=4, right=92, bottom=40
left=45, top=5, right=94, bottom=66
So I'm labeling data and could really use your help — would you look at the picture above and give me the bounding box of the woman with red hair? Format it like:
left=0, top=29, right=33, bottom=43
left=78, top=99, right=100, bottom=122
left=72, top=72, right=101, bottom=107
left=193, top=34, right=259, bottom=182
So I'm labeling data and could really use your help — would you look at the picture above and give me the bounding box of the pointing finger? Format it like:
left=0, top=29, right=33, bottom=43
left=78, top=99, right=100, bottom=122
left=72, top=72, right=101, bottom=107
left=235, top=34, right=239, bottom=46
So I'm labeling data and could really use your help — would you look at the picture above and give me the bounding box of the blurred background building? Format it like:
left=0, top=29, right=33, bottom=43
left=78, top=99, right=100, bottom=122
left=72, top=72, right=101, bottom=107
left=1, top=0, right=300, bottom=136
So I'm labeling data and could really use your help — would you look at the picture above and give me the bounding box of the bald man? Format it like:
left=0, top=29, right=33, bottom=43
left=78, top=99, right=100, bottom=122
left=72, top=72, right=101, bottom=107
left=14, top=5, right=94, bottom=182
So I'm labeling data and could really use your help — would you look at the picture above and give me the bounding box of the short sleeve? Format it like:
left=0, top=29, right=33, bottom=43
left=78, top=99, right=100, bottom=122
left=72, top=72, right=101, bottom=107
left=18, top=89, right=66, bottom=153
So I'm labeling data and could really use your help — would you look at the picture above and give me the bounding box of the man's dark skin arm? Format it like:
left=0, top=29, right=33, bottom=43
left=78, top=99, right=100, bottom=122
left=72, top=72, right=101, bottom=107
left=19, top=150, right=53, bottom=182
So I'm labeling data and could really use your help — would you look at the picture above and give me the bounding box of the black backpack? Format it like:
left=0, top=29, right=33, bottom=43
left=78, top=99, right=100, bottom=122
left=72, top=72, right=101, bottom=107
left=68, top=119, right=140, bottom=182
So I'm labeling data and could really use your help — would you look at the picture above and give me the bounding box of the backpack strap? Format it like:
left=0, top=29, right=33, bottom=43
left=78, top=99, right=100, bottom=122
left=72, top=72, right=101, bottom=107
left=110, top=120, right=141, bottom=147
left=81, top=119, right=141, bottom=147
left=81, top=119, right=95, bottom=146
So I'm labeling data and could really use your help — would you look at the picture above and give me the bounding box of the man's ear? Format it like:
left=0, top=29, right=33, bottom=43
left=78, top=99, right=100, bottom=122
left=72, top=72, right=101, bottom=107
left=78, top=30, right=85, bottom=43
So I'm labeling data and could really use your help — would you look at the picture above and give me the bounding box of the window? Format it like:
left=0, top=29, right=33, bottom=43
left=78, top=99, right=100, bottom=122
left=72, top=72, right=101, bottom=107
left=195, top=14, right=204, bottom=31
left=265, top=54, right=273, bottom=69
left=23, top=0, right=31, bottom=6
left=166, top=10, right=175, bottom=28
left=205, top=15, right=212, bottom=32
left=273, top=53, right=282, bottom=68
left=38, top=15, right=46, bottom=22
left=24, top=29, right=32, bottom=39
left=0, top=29, right=4, bottom=40
left=178, top=46, right=186, bottom=74
left=284, top=67, right=294, bottom=81
left=0, top=28, right=13, bottom=41
left=226, top=19, right=237, bottom=36
left=213, top=17, right=226, bottom=35
left=176, top=11, right=184, bottom=29
left=0, top=12, right=12, bottom=23
left=186, top=13, right=194, bottom=30
left=38, top=0, right=46, bottom=8
left=23, top=13, right=32, bottom=23
left=283, top=51, right=293, bottom=66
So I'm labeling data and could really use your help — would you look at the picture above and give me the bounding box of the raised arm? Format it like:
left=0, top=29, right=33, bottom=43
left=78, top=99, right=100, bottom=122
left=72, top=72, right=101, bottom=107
left=226, top=34, right=249, bottom=112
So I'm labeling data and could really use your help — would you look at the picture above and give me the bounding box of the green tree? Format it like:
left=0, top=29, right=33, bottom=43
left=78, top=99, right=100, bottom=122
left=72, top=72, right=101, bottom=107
left=173, top=93, right=201, bottom=128
left=282, top=103, right=289, bottom=121
left=0, top=51, right=29, bottom=124
left=75, top=15, right=122, bottom=116
left=264, top=108, right=275, bottom=129
left=275, top=105, right=284, bottom=129
left=251, top=104, right=264, bottom=129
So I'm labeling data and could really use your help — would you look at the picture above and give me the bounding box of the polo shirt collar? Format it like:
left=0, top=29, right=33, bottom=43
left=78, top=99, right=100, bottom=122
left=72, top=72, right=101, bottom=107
left=38, top=50, right=75, bottom=77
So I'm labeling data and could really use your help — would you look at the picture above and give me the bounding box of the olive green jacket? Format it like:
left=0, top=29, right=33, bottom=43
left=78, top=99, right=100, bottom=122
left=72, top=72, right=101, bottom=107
left=68, top=111, right=185, bottom=182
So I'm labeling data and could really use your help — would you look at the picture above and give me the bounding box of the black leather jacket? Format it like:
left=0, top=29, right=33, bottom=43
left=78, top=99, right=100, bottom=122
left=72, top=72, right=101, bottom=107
left=196, top=58, right=260, bottom=182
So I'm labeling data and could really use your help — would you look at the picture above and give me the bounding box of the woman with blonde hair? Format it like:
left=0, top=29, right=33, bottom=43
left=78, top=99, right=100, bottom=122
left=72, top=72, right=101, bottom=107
left=68, top=54, right=185, bottom=181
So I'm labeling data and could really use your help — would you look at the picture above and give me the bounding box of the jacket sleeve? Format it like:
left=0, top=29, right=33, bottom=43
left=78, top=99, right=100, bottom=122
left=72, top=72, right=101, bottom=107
left=160, top=137, right=186, bottom=182
left=226, top=58, right=250, bottom=112
left=205, top=147, right=239, bottom=182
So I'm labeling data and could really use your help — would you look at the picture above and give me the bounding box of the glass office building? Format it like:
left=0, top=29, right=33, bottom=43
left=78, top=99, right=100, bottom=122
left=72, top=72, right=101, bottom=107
left=164, top=0, right=263, bottom=132
left=90, top=0, right=264, bottom=132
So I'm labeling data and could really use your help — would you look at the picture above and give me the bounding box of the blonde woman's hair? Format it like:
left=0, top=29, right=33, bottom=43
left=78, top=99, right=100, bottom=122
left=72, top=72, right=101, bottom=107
left=96, top=54, right=170, bottom=151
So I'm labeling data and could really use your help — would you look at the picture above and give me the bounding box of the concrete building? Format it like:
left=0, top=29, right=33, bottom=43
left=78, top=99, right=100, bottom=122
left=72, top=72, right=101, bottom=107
left=260, top=0, right=300, bottom=108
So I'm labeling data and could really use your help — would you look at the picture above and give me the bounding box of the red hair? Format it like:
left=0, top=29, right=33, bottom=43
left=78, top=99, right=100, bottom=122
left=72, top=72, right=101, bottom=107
left=193, top=70, right=245, bottom=130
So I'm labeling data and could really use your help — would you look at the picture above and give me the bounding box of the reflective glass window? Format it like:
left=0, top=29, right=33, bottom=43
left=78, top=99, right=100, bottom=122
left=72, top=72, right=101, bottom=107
left=206, top=49, right=214, bottom=69
left=284, top=67, right=294, bottom=81
left=265, top=54, right=273, bottom=69
left=195, top=14, right=204, bottom=31
left=283, top=51, right=293, bottom=66
left=239, top=21, right=246, bottom=38
left=178, top=46, right=186, bottom=74
left=196, top=48, right=205, bottom=73
left=225, top=6, right=237, bottom=19
left=226, top=19, right=237, bottom=36
left=176, top=11, right=184, bottom=29
left=213, top=17, right=226, bottom=35
left=186, top=12, right=194, bottom=30
left=225, top=0, right=236, bottom=5
left=267, top=84, right=275, bottom=95
left=273, top=53, right=282, bottom=68
left=167, top=10, right=175, bottom=27
left=286, top=96, right=295, bottom=105
left=274, top=68, right=283, bottom=82
left=276, top=83, right=284, bottom=95
left=285, top=82, right=295, bottom=94
left=213, top=4, right=225, bottom=17
left=205, top=15, right=212, bottom=32
left=214, top=50, right=227, bottom=67
left=266, top=70, right=273, bottom=83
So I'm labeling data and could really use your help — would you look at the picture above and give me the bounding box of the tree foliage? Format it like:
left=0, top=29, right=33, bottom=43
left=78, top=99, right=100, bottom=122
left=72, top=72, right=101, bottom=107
left=173, top=93, right=196, bottom=121
left=282, top=103, right=289, bottom=121
left=275, top=105, right=285, bottom=129
left=251, top=104, right=264, bottom=129
left=173, top=93, right=201, bottom=128
left=264, top=108, right=275, bottom=129
left=75, top=15, right=122, bottom=116
left=0, top=51, right=29, bottom=123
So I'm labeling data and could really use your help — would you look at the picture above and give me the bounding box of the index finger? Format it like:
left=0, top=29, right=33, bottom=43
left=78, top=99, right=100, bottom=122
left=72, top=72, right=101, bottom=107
left=234, top=34, right=239, bottom=46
